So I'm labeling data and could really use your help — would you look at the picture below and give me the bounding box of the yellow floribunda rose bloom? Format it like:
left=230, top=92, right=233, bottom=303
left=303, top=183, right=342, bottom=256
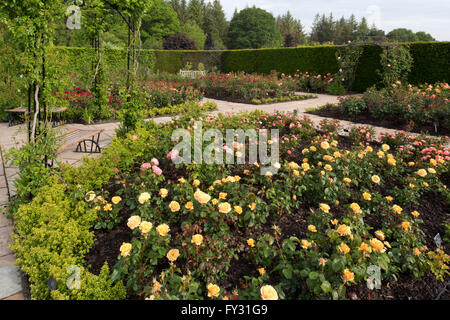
left=169, top=201, right=181, bottom=212
left=207, top=284, right=220, bottom=298
left=430, top=159, right=437, bottom=166
left=339, top=242, right=350, bottom=254
left=301, top=163, right=310, bottom=171
left=371, top=175, right=381, bottom=184
left=308, top=225, right=317, bottom=233
left=111, top=196, right=122, bottom=205
left=413, top=248, right=421, bottom=256
left=375, top=230, right=385, bottom=241
left=320, top=203, right=330, bottom=213
left=260, top=285, right=278, bottom=300
left=401, top=221, right=411, bottom=231
left=319, top=258, right=327, bottom=266
left=301, top=239, right=312, bottom=249
left=370, top=238, right=385, bottom=252
left=428, top=168, right=436, bottom=174
left=323, top=155, right=334, bottom=162
left=381, top=144, right=390, bottom=152
left=385, top=196, right=393, bottom=202
left=359, top=242, right=372, bottom=253
left=191, top=234, right=203, bottom=246
left=331, top=140, right=338, bottom=147
left=218, top=202, right=232, bottom=214
left=213, top=180, right=222, bottom=186
left=86, top=191, right=96, bottom=202
left=194, top=189, right=211, bottom=204
left=192, top=179, right=201, bottom=187
left=178, top=177, right=186, bottom=184
left=153, top=279, right=162, bottom=292
left=337, top=224, right=351, bottom=236
left=185, top=201, right=194, bottom=211
left=234, top=206, right=243, bottom=214
left=350, top=203, right=362, bottom=214
left=377, top=151, right=385, bottom=158
left=343, top=269, right=355, bottom=282
left=212, top=198, right=219, bottom=205
left=247, top=238, right=255, bottom=247
left=288, top=161, right=300, bottom=170
left=159, top=188, right=168, bottom=198
left=321, top=141, right=330, bottom=150
left=324, top=164, right=333, bottom=171
left=249, top=203, right=256, bottom=211
left=333, top=151, right=341, bottom=158
left=156, top=224, right=170, bottom=237
left=166, top=249, right=180, bottom=262
left=392, top=205, right=403, bottom=214
left=416, top=169, right=427, bottom=177
left=387, top=158, right=396, bottom=166
left=310, top=146, right=317, bottom=152
left=411, top=210, right=420, bottom=217
left=365, top=146, right=373, bottom=152
left=302, top=148, right=309, bottom=154
left=363, top=192, right=372, bottom=201
left=120, top=242, right=132, bottom=257
left=344, top=177, right=352, bottom=183
left=139, top=221, right=153, bottom=234
left=331, top=219, right=339, bottom=225
left=209, top=186, right=214, bottom=191
left=103, top=203, right=112, bottom=211
left=423, top=182, right=429, bottom=187
left=408, top=162, right=415, bottom=166
left=293, top=170, right=300, bottom=177
left=258, top=268, right=266, bottom=276
left=234, top=176, right=241, bottom=182
left=127, top=216, right=142, bottom=230
left=138, top=192, right=151, bottom=204
left=219, top=192, right=228, bottom=200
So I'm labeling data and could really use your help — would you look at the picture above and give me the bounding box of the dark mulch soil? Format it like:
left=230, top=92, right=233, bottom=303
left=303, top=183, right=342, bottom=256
left=308, top=106, right=450, bottom=136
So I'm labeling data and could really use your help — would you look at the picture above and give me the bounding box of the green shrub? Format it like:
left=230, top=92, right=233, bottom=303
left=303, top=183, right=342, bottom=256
left=339, top=96, right=367, bottom=116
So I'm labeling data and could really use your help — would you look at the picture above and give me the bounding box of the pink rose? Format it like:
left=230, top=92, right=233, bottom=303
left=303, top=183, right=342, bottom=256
left=152, top=166, right=162, bottom=176
left=151, top=158, right=159, bottom=166
left=141, top=163, right=151, bottom=170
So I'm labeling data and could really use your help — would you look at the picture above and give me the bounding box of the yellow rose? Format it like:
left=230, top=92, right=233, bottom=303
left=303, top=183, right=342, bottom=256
left=359, top=242, right=372, bottom=253
left=112, top=196, right=122, bottom=204
left=385, top=196, right=393, bottom=202
left=427, top=168, right=436, bottom=174
left=192, top=179, right=201, bottom=187
left=301, top=163, right=310, bottom=171
left=139, top=221, right=153, bottom=234
left=344, top=177, right=352, bottom=183
left=319, top=258, right=327, bottom=266
left=381, top=144, right=390, bottom=152
left=308, top=225, right=317, bottom=233
left=120, top=242, right=132, bottom=257
left=320, top=141, right=330, bottom=150
left=207, top=284, right=220, bottom=298
left=138, top=192, right=151, bottom=204
left=178, top=177, right=186, bottom=184
left=392, top=205, right=403, bottom=214
left=191, top=234, right=204, bottom=246
left=323, top=155, right=334, bottom=162
left=103, top=203, right=112, bottom=211
left=413, top=248, right=421, bottom=256
left=218, top=202, right=231, bottom=214
left=377, top=151, right=385, bottom=158
left=416, top=169, right=427, bottom=177
left=301, top=239, right=312, bottom=249
left=258, top=268, right=266, bottom=276
left=166, top=249, right=180, bottom=262
left=249, top=202, right=256, bottom=211
left=185, top=201, right=194, bottom=211
left=310, top=146, right=317, bottom=152
left=401, top=221, right=411, bottom=231
left=86, top=191, right=96, bottom=202
left=339, top=242, right=350, bottom=254
left=363, top=192, right=372, bottom=201
left=408, top=161, right=415, bottom=166
left=387, top=158, right=396, bottom=166
left=331, top=219, right=339, bottom=225
left=324, top=164, right=333, bottom=171
left=219, top=192, right=228, bottom=200
left=247, top=238, right=255, bottom=247
left=293, top=170, right=300, bottom=176
left=320, top=203, right=330, bottom=213
left=371, top=175, right=380, bottom=184
left=260, top=285, right=278, bottom=300
left=411, top=210, right=420, bottom=217
left=370, top=238, right=385, bottom=252
left=194, top=189, right=211, bottom=204
left=169, top=201, right=180, bottom=212
left=337, top=224, right=351, bottom=236
left=350, top=203, right=362, bottom=214
left=234, top=206, right=243, bottom=214
left=156, top=224, right=170, bottom=237
left=375, top=230, right=385, bottom=241
left=212, top=198, right=219, bottom=205
left=159, top=188, right=168, bottom=198
left=343, top=269, right=355, bottom=282
left=288, top=161, right=300, bottom=170
left=127, top=216, right=141, bottom=230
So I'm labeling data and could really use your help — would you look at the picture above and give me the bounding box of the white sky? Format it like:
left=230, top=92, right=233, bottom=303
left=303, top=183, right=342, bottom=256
left=208, top=0, right=450, bottom=41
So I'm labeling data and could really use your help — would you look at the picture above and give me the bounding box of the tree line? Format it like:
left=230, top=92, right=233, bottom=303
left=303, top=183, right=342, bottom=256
left=53, top=0, right=436, bottom=50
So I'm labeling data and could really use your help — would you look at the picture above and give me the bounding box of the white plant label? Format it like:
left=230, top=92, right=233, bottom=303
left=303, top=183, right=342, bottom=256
left=66, top=265, right=81, bottom=290
left=366, top=265, right=381, bottom=290
left=434, top=233, right=442, bottom=249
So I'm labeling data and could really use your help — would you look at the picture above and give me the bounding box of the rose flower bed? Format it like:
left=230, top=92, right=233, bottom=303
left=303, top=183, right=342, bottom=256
left=309, top=82, right=450, bottom=135
left=10, top=110, right=450, bottom=300
left=188, top=72, right=318, bottom=104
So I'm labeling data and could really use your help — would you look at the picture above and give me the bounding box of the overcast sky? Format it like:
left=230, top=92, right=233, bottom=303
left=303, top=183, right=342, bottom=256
left=209, top=0, right=450, bottom=41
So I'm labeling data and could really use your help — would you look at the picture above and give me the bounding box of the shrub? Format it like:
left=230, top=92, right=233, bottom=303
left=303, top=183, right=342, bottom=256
left=163, top=34, right=198, bottom=51
left=339, top=96, right=367, bottom=117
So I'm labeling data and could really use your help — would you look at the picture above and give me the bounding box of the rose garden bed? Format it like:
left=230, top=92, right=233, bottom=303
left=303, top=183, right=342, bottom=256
left=9, top=109, right=450, bottom=300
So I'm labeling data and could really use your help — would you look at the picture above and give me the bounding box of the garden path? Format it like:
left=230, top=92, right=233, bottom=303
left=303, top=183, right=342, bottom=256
left=0, top=92, right=448, bottom=300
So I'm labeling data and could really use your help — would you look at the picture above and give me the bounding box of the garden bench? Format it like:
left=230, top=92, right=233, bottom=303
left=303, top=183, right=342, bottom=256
left=5, top=107, right=67, bottom=127
left=58, top=128, right=104, bottom=154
